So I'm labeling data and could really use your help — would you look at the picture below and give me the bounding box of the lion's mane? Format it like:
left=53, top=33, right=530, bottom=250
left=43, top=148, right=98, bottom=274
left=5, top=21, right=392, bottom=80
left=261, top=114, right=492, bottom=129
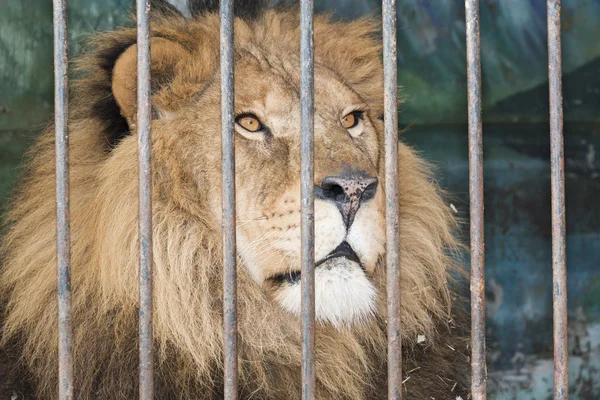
left=1, top=9, right=469, bottom=400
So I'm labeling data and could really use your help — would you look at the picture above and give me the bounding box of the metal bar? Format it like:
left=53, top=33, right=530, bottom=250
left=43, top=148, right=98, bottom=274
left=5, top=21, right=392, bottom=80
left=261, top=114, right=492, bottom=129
left=137, top=0, right=154, bottom=398
left=382, top=1, right=402, bottom=399
left=53, top=1, right=73, bottom=399
left=300, top=0, right=315, bottom=398
left=465, top=1, right=487, bottom=399
left=546, top=1, right=568, bottom=398
left=220, top=0, right=238, bottom=398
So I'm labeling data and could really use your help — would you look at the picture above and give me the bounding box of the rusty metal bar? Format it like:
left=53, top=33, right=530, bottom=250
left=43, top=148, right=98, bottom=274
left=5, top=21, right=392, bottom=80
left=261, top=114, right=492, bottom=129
left=300, top=0, right=315, bottom=398
left=137, top=0, right=154, bottom=398
left=382, top=1, right=402, bottom=399
left=465, top=1, right=487, bottom=399
left=220, top=0, right=238, bottom=398
left=546, top=0, right=568, bottom=398
left=53, top=0, right=73, bottom=399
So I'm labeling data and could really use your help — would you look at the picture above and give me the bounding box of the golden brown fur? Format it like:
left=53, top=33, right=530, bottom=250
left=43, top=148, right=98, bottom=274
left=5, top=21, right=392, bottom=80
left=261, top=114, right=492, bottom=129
left=1, top=9, right=470, bottom=399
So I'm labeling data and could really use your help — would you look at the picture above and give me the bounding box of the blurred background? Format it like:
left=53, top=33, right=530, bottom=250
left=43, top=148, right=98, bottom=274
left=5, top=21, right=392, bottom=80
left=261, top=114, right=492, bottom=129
left=1, top=0, right=599, bottom=398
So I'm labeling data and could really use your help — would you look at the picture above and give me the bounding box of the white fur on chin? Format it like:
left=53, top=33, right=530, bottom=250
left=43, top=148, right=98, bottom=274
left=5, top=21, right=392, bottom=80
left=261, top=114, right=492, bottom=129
left=275, top=258, right=377, bottom=328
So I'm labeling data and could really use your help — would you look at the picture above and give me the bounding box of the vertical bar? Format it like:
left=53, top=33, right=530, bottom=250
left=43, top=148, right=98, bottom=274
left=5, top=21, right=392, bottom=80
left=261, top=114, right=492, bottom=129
left=221, top=0, right=238, bottom=398
left=465, top=1, right=487, bottom=399
left=547, top=1, right=568, bottom=398
left=137, top=0, right=154, bottom=399
left=300, top=0, right=315, bottom=399
left=53, top=1, right=73, bottom=399
left=382, top=1, right=402, bottom=399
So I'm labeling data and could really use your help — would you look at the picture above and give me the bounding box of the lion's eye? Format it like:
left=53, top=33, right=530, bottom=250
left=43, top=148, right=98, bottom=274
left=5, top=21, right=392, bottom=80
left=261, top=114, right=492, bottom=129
left=342, top=111, right=364, bottom=129
left=236, top=114, right=263, bottom=132
left=341, top=111, right=365, bottom=137
left=341, top=113, right=358, bottom=129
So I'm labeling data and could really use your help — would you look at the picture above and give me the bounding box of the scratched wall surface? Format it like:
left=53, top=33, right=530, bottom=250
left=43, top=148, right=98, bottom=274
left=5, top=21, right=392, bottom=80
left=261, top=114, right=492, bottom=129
left=387, top=0, right=600, bottom=124
left=0, top=1, right=599, bottom=399
left=404, top=122, right=600, bottom=399
left=0, top=0, right=133, bottom=205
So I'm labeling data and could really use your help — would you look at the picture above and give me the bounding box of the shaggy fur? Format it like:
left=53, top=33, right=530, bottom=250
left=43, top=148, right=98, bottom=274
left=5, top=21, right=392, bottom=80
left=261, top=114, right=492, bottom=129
left=0, top=8, right=470, bottom=400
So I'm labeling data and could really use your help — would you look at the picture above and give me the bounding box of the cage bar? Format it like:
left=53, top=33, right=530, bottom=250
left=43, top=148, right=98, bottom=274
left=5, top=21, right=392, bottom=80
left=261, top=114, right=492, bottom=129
left=546, top=0, right=568, bottom=398
left=137, top=0, right=154, bottom=399
left=299, top=0, right=316, bottom=399
left=53, top=0, right=73, bottom=399
left=464, top=1, right=487, bottom=399
left=220, top=0, right=238, bottom=399
left=382, top=1, right=402, bottom=399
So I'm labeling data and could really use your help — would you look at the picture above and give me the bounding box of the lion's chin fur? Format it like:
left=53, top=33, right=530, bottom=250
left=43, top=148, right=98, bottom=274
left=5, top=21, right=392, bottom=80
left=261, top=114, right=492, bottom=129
left=275, top=260, right=377, bottom=328
left=0, top=8, right=471, bottom=400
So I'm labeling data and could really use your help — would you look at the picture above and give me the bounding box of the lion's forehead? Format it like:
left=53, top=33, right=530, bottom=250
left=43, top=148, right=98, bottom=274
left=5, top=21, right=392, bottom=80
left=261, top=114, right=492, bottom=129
left=232, top=55, right=364, bottom=120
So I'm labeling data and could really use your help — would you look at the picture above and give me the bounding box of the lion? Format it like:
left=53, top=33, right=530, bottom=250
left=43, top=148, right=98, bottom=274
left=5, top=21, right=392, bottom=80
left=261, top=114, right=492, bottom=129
left=0, top=1, right=470, bottom=399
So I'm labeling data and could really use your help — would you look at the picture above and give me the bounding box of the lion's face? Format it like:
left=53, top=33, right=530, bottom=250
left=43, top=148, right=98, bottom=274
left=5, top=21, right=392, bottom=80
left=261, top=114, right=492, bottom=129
left=180, top=58, right=385, bottom=327
left=109, top=15, right=389, bottom=328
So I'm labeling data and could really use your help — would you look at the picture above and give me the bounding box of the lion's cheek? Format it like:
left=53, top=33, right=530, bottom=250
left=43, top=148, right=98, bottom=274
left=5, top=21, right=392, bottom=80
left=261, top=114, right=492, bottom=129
left=314, top=200, right=346, bottom=260
left=346, top=202, right=385, bottom=275
left=237, top=232, right=266, bottom=282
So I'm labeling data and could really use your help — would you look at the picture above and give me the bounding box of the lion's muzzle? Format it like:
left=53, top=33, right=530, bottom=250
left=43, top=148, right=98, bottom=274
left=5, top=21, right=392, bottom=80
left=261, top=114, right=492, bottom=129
left=315, top=172, right=378, bottom=228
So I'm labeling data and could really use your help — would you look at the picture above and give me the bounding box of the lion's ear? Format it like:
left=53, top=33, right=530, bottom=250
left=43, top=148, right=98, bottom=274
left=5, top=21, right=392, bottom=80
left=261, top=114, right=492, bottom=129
left=112, top=37, right=189, bottom=123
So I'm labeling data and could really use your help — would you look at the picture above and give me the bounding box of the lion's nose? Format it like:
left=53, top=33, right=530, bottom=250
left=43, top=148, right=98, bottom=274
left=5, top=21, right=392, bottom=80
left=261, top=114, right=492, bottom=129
left=315, top=174, right=378, bottom=228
